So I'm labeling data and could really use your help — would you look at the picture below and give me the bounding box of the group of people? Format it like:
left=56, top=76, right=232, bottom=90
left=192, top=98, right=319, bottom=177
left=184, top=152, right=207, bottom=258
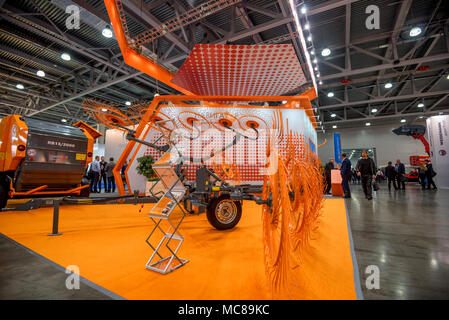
left=324, top=151, right=438, bottom=200
left=88, top=156, right=117, bottom=193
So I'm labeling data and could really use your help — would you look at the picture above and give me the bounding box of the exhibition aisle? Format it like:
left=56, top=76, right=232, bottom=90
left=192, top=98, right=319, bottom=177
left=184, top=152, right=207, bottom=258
left=0, top=200, right=361, bottom=300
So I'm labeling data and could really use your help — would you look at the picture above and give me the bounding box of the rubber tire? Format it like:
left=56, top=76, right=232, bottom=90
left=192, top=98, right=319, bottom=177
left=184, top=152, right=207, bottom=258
left=79, top=187, right=90, bottom=198
left=206, top=194, right=242, bottom=230
left=0, top=184, right=8, bottom=210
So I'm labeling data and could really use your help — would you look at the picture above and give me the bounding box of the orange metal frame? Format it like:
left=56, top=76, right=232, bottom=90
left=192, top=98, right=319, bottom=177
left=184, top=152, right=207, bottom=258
left=104, top=0, right=194, bottom=96
left=113, top=94, right=318, bottom=196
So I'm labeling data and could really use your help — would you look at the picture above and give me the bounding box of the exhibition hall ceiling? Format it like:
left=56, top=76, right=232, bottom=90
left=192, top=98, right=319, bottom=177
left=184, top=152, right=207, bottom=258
left=0, top=0, right=447, bottom=130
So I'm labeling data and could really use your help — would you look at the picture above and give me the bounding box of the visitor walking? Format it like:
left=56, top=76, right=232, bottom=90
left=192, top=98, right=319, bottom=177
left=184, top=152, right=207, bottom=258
left=395, top=159, right=406, bottom=190
left=356, top=150, right=376, bottom=200
left=340, top=153, right=352, bottom=199
left=385, top=161, right=398, bottom=191
left=418, top=162, right=427, bottom=190
left=324, top=158, right=334, bottom=194
left=425, top=159, right=437, bottom=190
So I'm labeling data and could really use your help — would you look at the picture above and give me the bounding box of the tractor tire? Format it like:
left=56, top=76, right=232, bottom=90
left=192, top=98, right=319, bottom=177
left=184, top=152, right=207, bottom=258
left=0, top=184, right=8, bottom=210
left=79, top=187, right=90, bottom=198
left=206, top=194, right=242, bottom=230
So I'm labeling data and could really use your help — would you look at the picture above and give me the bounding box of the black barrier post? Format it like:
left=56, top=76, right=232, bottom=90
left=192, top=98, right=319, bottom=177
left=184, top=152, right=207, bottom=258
left=48, top=199, right=62, bottom=236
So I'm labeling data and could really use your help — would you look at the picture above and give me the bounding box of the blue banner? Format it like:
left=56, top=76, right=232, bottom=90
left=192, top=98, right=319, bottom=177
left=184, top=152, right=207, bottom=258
left=334, top=133, right=342, bottom=163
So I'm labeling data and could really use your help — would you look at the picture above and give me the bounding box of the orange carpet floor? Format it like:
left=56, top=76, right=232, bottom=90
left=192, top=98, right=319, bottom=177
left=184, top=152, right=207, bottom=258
left=0, top=199, right=359, bottom=299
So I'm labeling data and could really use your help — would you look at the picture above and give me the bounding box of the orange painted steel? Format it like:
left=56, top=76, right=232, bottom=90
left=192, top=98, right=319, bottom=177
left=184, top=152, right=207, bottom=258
left=0, top=115, right=28, bottom=172
left=104, top=0, right=193, bottom=96
left=114, top=95, right=318, bottom=196
left=11, top=185, right=89, bottom=197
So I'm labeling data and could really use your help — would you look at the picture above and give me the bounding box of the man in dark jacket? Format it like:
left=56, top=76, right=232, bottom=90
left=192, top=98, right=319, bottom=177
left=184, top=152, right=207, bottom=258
left=356, top=150, right=377, bottom=200
left=384, top=161, right=398, bottom=191
left=324, top=158, right=335, bottom=194
left=340, top=153, right=352, bottom=198
left=395, top=159, right=406, bottom=190
left=425, top=159, right=437, bottom=190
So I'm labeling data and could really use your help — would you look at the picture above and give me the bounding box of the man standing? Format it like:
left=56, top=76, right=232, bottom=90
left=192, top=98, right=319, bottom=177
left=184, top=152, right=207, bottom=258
left=324, top=158, right=335, bottom=194
left=425, top=159, right=437, bottom=190
left=98, top=156, right=108, bottom=193
left=340, top=153, right=352, bottom=198
left=395, top=159, right=406, bottom=190
left=105, top=157, right=116, bottom=193
left=90, top=156, right=101, bottom=193
left=356, top=150, right=377, bottom=200
left=385, top=161, right=398, bottom=191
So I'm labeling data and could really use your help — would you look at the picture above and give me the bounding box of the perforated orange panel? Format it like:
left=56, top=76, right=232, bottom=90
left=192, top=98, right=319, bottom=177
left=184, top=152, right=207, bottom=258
left=171, top=44, right=307, bottom=96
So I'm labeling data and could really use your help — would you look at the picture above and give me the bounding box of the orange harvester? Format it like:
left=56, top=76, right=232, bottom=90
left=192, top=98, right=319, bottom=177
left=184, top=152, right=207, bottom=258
left=0, top=115, right=102, bottom=208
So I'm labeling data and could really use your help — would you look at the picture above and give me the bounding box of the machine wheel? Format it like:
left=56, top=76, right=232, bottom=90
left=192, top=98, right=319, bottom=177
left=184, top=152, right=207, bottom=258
left=207, top=194, right=242, bottom=230
left=79, top=187, right=90, bottom=198
left=0, top=184, right=8, bottom=210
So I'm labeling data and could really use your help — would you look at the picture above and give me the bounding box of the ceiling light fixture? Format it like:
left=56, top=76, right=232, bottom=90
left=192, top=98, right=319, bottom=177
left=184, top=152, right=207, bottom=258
left=331, top=113, right=336, bottom=118
left=319, top=80, right=323, bottom=85
left=401, top=118, right=406, bottom=123
left=366, top=122, right=371, bottom=126
left=417, top=103, right=425, bottom=108
left=102, top=25, right=113, bottom=38
left=371, top=108, right=378, bottom=113
left=332, top=125, right=337, bottom=129
left=288, top=0, right=317, bottom=94
left=307, top=35, right=312, bottom=42
left=321, top=48, right=331, bottom=57
left=310, top=50, right=315, bottom=55
left=61, top=119, right=67, bottom=123
left=36, top=70, right=45, bottom=77
left=101, top=108, right=107, bottom=112
left=61, top=53, right=71, bottom=61
left=16, top=84, right=24, bottom=90
left=154, top=93, right=160, bottom=97
left=409, top=26, right=422, bottom=37
left=304, top=23, right=310, bottom=30
left=125, top=101, right=131, bottom=106
left=327, top=92, right=334, bottom=97
left=384, top=82, right=393, bottom=89
left=300, top=6, right=307, bottom=14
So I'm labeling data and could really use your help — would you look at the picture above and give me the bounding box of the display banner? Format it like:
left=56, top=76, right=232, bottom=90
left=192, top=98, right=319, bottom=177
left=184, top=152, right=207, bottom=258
left=334, top=133, right=342, bottom=164
left=426, top=115, right=449, bottom=189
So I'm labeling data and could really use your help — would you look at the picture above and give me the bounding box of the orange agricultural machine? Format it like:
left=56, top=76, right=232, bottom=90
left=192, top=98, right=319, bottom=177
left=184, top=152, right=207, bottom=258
left=0, top=115, right=102, bottom=209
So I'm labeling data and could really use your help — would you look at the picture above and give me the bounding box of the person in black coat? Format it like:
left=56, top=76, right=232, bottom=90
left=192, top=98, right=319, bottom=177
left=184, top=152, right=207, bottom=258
left=384, top=161, right=398, bottom=191
left=340, top=153, right=352, bottom=198
left=395, top=159, right=406, bottom=190
left=324, top=158, right=335, bottom=194
left=424, top=159, right=437, bottom=190
left=356, top=150, right=377, bottom=200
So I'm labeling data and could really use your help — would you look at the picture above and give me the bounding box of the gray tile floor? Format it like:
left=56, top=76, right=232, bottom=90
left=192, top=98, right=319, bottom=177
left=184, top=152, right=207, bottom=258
left=1, top=181, right=448, bottom=299
left=347, top=181, right=449, bottom=299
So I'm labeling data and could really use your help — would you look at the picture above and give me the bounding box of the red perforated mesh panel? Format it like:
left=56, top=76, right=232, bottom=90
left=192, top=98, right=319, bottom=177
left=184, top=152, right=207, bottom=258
left=171, top=44, right=307, bottom=96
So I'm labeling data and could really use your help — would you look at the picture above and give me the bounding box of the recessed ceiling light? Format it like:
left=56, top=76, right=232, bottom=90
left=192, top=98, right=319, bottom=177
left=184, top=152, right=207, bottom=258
left=332, top=125, right=337, bottom=129
left=321, top=48, right=331, bottom=57
left=300, top=6, right=307, bottom=14
left=102, top=25, right=113, bottom=38
left=327, top=92, right=334, bottom=97
left=307, top=35, right=312, bottom=42
left=371, top=108, right=378, bottom=113
left=125, top=101, right=131, bottom=106
left=304, top=23, right=310, bottom=30
left=331, top=113, right=336, bottom=118
left=16, top=83, right=24, bottom=90
left=61, top=118, right=67, bottom=123
left=61, top=53, right=71, bottom=61
left=101, top=108, right=107, bottom=112
left=401, top=118, right=406, bottom=123
left=36, top=70, right=45, bottom=77
left=384, top=82, right=393, bottom=89
left=409, top=26, right=422, bottom=37
left=417, top=103, right=425, bottom=108
left=366, top=122, right=371, bottom=126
